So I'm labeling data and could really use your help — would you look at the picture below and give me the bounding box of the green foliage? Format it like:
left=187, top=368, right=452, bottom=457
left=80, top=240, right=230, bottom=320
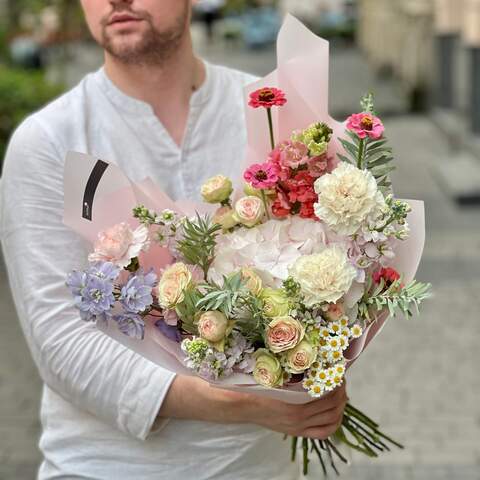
left=196, top=272, right=246, bottom=317
left=177, top=214, right=221, bottom=280
left=175, top=288, right=202, bottom=335
left=0, top=66, right=63, bottom=165
left=338, top=132, right=395, bottom=192
left=359, top=277, right=432, bottom=321
left=196, top=272, right=265, bottom=342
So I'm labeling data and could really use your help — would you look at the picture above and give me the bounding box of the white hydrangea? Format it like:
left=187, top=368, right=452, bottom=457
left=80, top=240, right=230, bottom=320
left=288, top=246, right=357, bottom=306
left=314, top=162, right=386, bottom=236
left=209, top=216, right=328, bottom=286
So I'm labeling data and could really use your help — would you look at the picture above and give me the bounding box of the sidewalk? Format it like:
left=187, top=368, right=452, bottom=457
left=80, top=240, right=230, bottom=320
left=2, top=29, right=479, bottom=480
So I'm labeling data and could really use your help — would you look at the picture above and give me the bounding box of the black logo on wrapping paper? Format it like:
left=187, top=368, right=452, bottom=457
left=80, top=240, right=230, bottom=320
left=82, top=160, right=109, bottom=221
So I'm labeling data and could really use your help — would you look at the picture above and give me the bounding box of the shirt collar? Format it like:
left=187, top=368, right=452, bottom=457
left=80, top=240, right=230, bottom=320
left=93, top=61, right=212, bottom=115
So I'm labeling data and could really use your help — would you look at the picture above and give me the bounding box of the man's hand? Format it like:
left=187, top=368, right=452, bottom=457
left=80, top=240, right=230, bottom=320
left=158, top=375, right=347, bottom=440
left=250, top=382, right=347, bottom=439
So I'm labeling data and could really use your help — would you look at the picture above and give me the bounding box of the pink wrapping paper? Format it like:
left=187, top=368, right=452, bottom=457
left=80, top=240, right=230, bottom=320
left=63, top=16, right=426, bottom=404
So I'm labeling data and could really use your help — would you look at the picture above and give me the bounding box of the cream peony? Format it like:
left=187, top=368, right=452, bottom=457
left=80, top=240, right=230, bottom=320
left=314, top=162, right=385, bottom=236
left=284, top=340, right=317, bottom=374
left=158, top=263, right=192, bottom=309
left=266, top=316, right=305, bottom=353
left=201, top=175, right=233, bottom=204
left=289, top=246, right=357, bottom=306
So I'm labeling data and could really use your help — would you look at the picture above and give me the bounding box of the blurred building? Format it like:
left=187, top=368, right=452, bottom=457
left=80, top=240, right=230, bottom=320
left=358, top=0, right=480, bottom=201
left=358, top=0, right=480, bottom=128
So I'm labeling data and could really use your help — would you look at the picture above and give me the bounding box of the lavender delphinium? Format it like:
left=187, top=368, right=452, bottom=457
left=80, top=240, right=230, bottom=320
left=66, top=261, right=120, bottom=324
left=114, top=312, right=145, bottom=340
left=120, top=269, right=157, bottom=313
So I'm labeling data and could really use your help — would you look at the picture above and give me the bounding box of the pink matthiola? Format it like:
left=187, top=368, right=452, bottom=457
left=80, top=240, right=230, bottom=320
left=307, top=153, right=337, bottom=178
left=248, top=87, right=287, bottom=109
left=284, top=171, right=317, bottom=204
left=279, top=141, right=309, bottom=169
left=347, top=112, right=384, bottom=140
left=268, top=147, right=290, bottom=181
left=272, top=190, right=291, bottom=218
left=244, top=162, right=279, bottom=189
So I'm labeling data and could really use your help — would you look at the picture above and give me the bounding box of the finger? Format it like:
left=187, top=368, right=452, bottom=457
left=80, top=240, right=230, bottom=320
left=301, top=422, right=340, bottom=440
left=300, top=403, right=345, bottom=430
left=302, top=384, right=347, bottom=417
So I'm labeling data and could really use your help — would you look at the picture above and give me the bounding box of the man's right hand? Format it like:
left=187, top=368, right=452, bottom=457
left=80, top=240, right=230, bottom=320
left=157, top=375, right=347, bottom=440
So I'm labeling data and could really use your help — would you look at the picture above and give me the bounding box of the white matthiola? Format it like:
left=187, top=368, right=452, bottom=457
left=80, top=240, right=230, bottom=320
left=289, top=246, right=357, bottom=306
left=314, top=162, right=386, bottom=236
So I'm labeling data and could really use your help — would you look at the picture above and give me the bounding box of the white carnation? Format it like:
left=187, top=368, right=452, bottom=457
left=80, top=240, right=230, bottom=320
left=289, top=246, right=357, bottom=306
left=314, top=162, right=385, bottom=236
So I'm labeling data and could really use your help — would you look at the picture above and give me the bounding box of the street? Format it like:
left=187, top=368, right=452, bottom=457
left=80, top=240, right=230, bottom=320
left=1, top=26, right=480, bottom=479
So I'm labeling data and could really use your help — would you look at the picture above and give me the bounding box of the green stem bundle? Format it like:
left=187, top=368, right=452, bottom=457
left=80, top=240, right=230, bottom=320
left=290, top=402, right=404, bottom=476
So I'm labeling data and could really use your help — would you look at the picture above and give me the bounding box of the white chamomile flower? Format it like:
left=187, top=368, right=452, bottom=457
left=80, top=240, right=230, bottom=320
left=329, top=322, right=342, bottom=334
left=341, top=327, right=351, bottom=337
left=320, top=350, right=329, bottom=361
left=317, top=370, right=328, bottom=382
left=334, top=363, right=346, bottom=376
left=310, top=384, right=324, bottom=398
left=328, top=350, right=344, bottom=363
left=351, top=324, right=363, bottom=338
left=338, top=336, right=349, bottom=350
left=323, top=379, right=335, bottom=392
left=339, top=317, right=349, bottom=327
left=319, top=327, right=330, bottom=339
left=327, top=337, right=342, bottom=351
left=333, top=375, right=344, bottom=387
left=303, top=377, right=315, bottom=390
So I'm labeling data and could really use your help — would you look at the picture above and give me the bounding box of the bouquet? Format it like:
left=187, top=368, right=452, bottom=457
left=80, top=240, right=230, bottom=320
left=64, top=15, right=431, bottom=476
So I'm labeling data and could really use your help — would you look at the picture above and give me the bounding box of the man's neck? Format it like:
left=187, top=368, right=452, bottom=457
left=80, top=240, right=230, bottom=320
left=103, top=35, right=206, bottom=147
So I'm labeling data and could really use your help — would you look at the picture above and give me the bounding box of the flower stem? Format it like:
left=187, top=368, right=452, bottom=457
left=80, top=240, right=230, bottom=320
left=266, top=107, right=275, bottom=150
left=302, top=438, right=309, bottom=475
left=357, top=138, right=365, bottom=169
left=291, top=436, right=298, bottom=462
left=260, top=190, right=271, bottom=220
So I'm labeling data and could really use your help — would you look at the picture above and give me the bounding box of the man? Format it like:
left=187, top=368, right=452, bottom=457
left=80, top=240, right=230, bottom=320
left=0, top=1, right=347, bottom=478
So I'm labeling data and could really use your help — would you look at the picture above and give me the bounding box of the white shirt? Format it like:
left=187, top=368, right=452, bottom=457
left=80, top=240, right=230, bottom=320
left=0, top=63, right=301, bottom=479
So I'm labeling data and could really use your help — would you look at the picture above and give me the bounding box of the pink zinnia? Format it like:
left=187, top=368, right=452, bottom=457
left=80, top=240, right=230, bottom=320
left=244, top=162, right=279, bottom=189
left=347, top=112, right=384, bottom=140
left=249, top=87, right=287, bottom=109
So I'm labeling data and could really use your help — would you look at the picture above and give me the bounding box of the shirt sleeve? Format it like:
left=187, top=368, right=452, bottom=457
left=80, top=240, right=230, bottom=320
left=0, top=116, right=176, bottom=441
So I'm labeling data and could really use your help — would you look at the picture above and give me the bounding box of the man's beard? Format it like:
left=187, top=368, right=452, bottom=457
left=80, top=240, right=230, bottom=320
left=101, top=4, right=188, bottom=66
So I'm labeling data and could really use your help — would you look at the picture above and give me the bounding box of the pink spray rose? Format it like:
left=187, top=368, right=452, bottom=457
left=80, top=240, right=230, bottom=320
left=347, top=112, right=384, bottom=140
left=266, top=316, right=305, bottom=353
left=233, top=196, right=265, bottom=227
left=197, top=311, right=228, bottom=343
left=88, top=222, right=150, bottom=268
